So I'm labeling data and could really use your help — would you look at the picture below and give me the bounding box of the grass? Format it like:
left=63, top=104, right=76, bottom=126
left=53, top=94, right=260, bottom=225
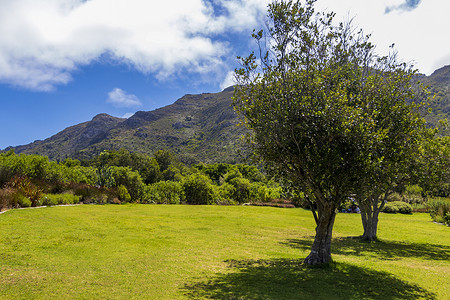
left=0, top=205, right=448, bottom=299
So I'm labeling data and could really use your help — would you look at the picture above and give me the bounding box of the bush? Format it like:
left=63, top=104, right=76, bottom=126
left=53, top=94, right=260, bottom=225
left=182, top=173, right=216, bottom=205
left=249, top=182, right=282, bottom=203
left=5, top=176, right=42, bottom=207
left=72, top=183, right=111, bottom=204
left=41, top=193, right=81, bottom=206
left=143, top=181, right=183, bottom=204
left=15, top=193, right=31, bottom=208
left=228, top=177, right=251, bottom=203
left=382, top=201, right=412, bottom=214
left=117, top=185, right=131, bottom=203
left=215, top=183, right=237, bottom=205
left=100, top=166, right=145, bottom=202
left=428, top=198, right=450, bottom=225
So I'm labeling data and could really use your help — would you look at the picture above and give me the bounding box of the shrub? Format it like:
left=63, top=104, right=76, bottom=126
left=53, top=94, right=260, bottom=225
left=428, top=198, right=450, bottom=225
left=5, top=176, right=42, bottom=207
left=117, top=185, right=131, bottom=203
left=72, top=183, right=110, bottom=204
left=100, top=166, right=145, bottom=202
left=382, top=201, right=412, bottom=214
left=228, top=177, right=251, bottom=203
left=15, top=193, right=31, bottom=208
left=182, top=173, right=216, bottom=205
left=41, top=193, right=81, bottom=206
left=215, top=182, right=237, bottom=205
left=249, top=182, right=282, bottom=203
left=143, top=181, right=183, bottom=204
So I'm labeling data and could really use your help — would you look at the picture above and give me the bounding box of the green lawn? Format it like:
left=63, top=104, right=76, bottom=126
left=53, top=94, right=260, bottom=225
left=0, top=205, right=448, bottom=299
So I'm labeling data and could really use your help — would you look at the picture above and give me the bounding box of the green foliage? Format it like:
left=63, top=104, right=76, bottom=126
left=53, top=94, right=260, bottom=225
left=194, top=163, right=236, bottom=183
left=415, top=135, right=450, bottom=197
left=62, top=158, right=81, bottom=167
left=94, top=149, right=162, bottom=184
left=227, top=177, right=251, bottom=204
left=236, top=164, right=265, bottom=182
left=15, top=192, right=31, bottom=208
left=154, top=150, right=178, bottom=172
left=117, top=185, right=131, bottom=203
left=382, top=201, right=413, bottom=214
left=0, top=149, right=279, bottom=210
left=41, top=193, right=81, bottom=206
left=72, top=183, right=110, bottom=204
left=143, top=181, right=183, bottom=204
left=215, top=182, right=237, bottom=205
left=249, top=182, right=282, bottom=203
left=99, top=166, right=144, bottom=201
left=0, top=152, right=98, bottom=186
left=182, top=173, right=217, bottom=205
left=222, top=169, right=243, bottom=183
left=161, top=165, right=182, bottom=181
left=428, top=197, right=450, bottom=225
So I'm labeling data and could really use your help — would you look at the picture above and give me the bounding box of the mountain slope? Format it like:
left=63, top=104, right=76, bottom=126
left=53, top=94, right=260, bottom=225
left=7, top=66, right=450, bottom=163
left=10, top=87, right=248, bottom=164
left=419, top=65, right=450, bottom=134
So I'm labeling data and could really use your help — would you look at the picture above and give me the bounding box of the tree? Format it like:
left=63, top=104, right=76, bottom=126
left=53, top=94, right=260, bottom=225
left=233, top=0, right=426, bottom=264
left=351, top=55, right=427, bottom=241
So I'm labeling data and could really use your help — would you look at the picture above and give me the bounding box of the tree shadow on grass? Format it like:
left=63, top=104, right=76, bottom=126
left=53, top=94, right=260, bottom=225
left=182, top=259, right=436, bottom=299
left=284, top=237, right=450, bottom=261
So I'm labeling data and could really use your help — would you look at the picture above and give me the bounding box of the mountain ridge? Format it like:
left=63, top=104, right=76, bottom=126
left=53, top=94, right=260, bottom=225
left=6, top=87, right=248, bottom=164
left=4, top=66, right=450, bottom=163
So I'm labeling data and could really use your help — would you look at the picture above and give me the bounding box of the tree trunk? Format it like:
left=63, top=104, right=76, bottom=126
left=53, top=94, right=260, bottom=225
left=361, top=209, right=379, bottom=241
left=360, top=195, right=386, bottom=241
left=304, top=202, right=336, bottom=265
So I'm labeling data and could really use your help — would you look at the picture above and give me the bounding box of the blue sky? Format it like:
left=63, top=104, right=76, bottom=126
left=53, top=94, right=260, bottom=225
left=1, top=0, right=449, bottom=150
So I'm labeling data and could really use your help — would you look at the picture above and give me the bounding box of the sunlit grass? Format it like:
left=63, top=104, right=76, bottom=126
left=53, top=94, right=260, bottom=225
left=0, top=205, right=448, bottom=299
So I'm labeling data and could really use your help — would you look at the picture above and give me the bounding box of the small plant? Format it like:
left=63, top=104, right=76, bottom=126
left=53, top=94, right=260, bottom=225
left=382, top=201, right=412, bottom=214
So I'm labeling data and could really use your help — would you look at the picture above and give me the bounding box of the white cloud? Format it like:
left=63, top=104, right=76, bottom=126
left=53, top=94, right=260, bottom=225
left=107, top=88, right=141, bottom=107
left=315, top=0, right=450, bottom=75
left=220, top=70, right=236, bottom=90
left=121, top=112, right=134, bottom=119
left=0, top=0, right=269, bottom=91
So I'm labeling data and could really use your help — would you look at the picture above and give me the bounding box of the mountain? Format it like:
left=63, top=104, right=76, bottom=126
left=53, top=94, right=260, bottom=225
left=418, top=65, right=450, bottom=135
left=5, top=66, right=450, bottom=163
left=8, top=87, right=248, bottom=164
